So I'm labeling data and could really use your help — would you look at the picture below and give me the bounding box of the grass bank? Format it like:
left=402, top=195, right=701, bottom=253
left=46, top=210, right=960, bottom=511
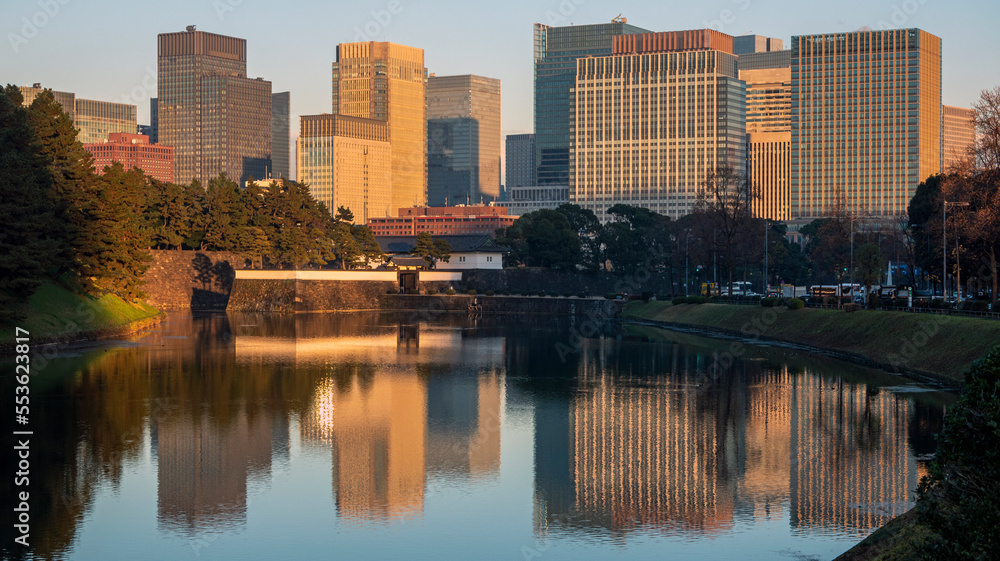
left=0, top=281, right=163, bottom=348
left=832, top=509, right=938, bottom=561
left=624, top=301, right=1000, bottom=386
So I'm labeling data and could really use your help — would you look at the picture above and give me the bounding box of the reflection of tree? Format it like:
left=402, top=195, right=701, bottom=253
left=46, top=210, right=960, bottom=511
left=855, top=389, right=884, bottom=453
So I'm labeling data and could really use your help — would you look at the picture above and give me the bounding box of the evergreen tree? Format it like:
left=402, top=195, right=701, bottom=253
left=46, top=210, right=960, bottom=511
left=0, top=85, right=62, bottom=319
left=203, top=174, right=247, bottom=252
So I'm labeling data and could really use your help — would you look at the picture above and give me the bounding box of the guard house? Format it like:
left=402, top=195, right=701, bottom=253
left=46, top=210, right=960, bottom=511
left=377, top=234, right=509, bottom=270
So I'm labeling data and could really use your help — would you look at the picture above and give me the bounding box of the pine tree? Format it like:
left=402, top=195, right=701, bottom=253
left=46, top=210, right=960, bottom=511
left=0, top=85, right=63, bottom=319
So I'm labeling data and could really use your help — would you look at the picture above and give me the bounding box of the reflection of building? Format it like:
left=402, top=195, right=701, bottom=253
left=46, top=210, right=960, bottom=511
left=427, top=75, right=501, bottom=206
left=426, top=373, right=502, bottom=478
left=154, top=407, right=279, bottom=533
left=742, top=368, right=792, bottom=517
left=569, top=373, right=734, bottom=532
left=303, top=372, right=427, bottom=521
left=791, top=374, right=917, bottom=532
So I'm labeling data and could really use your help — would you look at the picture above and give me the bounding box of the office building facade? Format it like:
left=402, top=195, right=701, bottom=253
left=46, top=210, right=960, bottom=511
left=534, top=21, right=649, bottom=187
left=426, top=74, right=501, bottom=206
left=158, top=27, right=273, bottom=186
left=790, top=29, right=942, bottom=218
left=332, top=41, right=427, bottom=209
left=942, top=105, right=975, bottom=171
left=570, top=30, right=747, bottom=221
left=20, top=84, right=137, bottom=146
left=739, top=49, right=792, bottom=220
left=272, top=92, right=290, bottom=179
left=84, top=133, right=175, bottom=183
left=367, top=205, right=514, bottom=237
left=505, top=133, right=535, bottom=190
left=495, top=185, right=569, bottom=216
left=297, top=114, right=392, bottom=224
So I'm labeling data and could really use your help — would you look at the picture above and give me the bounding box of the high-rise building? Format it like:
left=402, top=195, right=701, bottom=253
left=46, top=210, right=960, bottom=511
left=19, top=84, right=137, bottom=146
left=570, top=30, right=747, bottom=220
left=505, top=133, right=535, bottom=190
left=272, top=92, right=290, bottom=179
left=942, top=105, right=975, bottom=171
left=149, top=98, right=158, bottom=144
left=426, top=74, right=501, bottom=206
left=158, top=27, right=273, bottom=186
left=534, top=21, right=650, bottom=187
left=296, top=114, right=392, bottom=224
left=739, top=49, right=792, bottom=220
left=332, top=42, right=427, bottom=209
left=790, top=29, right=942, bottom=218
left=84, top=133, right=175, bottom=183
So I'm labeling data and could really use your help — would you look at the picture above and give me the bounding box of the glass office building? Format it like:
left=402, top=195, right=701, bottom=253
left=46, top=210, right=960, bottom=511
left=534, top=21, right=649, bottom=187
left=790, top=29, right=942, bottom=218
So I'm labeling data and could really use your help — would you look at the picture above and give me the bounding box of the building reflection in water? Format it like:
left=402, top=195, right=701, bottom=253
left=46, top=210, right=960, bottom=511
left=233, top=314, right=503, bottom=522
left=531, top=335, right=923, bottom=539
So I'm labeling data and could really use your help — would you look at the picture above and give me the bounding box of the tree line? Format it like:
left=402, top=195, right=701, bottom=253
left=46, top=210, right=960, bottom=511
left=0, top=87, right=384, bottom=318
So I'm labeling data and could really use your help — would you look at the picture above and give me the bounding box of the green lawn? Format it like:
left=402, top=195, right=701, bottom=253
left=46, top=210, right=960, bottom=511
left=625, top=301, right=1000, bottom=385
left=1, top=281, right=161, bottom=345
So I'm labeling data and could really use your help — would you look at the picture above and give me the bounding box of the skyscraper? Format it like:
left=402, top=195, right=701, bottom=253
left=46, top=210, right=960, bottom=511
left=942, top=105, right=975, bottom=171
left=739, top=49, right=792, bottom=220
left=20, top=84, right=137, bottom=146
left=534, top=21, right=649, bottom=187
left=332, top=42, right=427, bottom=209
left=790, top=29, right=942, bottom=218
left=570, top=30, right=747, bottom=220
left=426, top=74, right=501, bottom=206
left=158, top=26, right=273, bottom=185
left=297, top=114, right=392, bottom=224
left=505, top=133, right=535, bottom=190
left=272, top=92, right=290, bottom=179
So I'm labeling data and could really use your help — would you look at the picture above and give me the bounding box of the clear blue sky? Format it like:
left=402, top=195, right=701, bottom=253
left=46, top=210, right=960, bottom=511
left=3, top=0, right=998, bottom=177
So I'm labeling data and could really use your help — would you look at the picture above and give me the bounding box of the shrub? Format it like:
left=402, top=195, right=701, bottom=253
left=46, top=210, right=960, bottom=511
left=843, top=303, right=862, bottom=313
left=485, top=290, right=495, bottom=296
left=426, top=288, right=438, bottom=295
left=641, top=291, right=653, bottom=301
left=468, top=289, right=477, bottom=295
left=386, top=290, right=395, bottom=295
left=605, top=292, right=618, bottom=300
left=761, top=297, right=778, bottom=308
left=577, top=292, right=588, bottom=299
left=445, top=288, right=457, bottom=295
left=917, top=345, right=1000, bottom=559
left=538, top=290, right=547, bottom=297
left=672, top=296, right=688, bottom=305
left=787, top=298, right=805, bottom=310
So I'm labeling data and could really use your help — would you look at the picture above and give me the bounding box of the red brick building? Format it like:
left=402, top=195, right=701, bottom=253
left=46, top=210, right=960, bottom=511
left=368, top=205, right=516, bottom=237
left=84, top=133, right=174, bottom=183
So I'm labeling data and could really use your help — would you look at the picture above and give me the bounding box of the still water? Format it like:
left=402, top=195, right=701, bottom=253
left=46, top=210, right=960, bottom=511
left=1, top=312, right=953, bottom=561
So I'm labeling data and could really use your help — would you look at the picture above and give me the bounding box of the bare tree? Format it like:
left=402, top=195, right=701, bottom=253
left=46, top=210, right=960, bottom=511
left=695, top=165, right=758, bottom=296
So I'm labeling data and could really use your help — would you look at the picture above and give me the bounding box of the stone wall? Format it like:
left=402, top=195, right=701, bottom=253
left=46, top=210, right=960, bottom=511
left=462, top=269, right=673, bottom=297
left=144, top=250, right=244, bottom=310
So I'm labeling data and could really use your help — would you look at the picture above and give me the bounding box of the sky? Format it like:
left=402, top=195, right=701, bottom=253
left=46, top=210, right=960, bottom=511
left=3, top=0, right=999, bottom=179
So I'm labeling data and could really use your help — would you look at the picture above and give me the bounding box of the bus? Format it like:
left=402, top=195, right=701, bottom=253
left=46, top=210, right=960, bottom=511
left=720, top=281, right=755, bottom=296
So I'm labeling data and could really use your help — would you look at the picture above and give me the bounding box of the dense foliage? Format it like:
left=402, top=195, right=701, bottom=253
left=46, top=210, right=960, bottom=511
left=916, top=345, right=1000, bottom=559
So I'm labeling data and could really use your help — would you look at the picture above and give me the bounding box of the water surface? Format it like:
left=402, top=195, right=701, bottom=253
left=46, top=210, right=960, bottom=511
left=0, top=312, right=953, bottom=560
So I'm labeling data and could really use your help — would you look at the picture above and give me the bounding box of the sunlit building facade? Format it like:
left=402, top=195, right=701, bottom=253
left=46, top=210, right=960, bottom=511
left=19, top=84, right=137, bottom=146
left=570, top=30, right=747, bottom=221
left=158, top=27, right=273, bottom=185
left=942, top=105, right=975, bottom=171
left=790, top=29, right=942, bottom=218
left=739, top=50, right=792, bottom=220
left=332, top=41, right=427, bottom=209
left=297, top=114, right=392, bottom=224
left=84, top=133, right=175, bottom=183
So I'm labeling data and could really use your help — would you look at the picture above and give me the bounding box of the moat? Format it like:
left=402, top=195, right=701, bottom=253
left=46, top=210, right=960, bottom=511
left=1, top=312, right=954, bottom=561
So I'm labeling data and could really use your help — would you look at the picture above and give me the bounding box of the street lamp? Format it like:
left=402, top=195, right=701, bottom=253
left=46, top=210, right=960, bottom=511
left=943, top=200, right=969, bottom=301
